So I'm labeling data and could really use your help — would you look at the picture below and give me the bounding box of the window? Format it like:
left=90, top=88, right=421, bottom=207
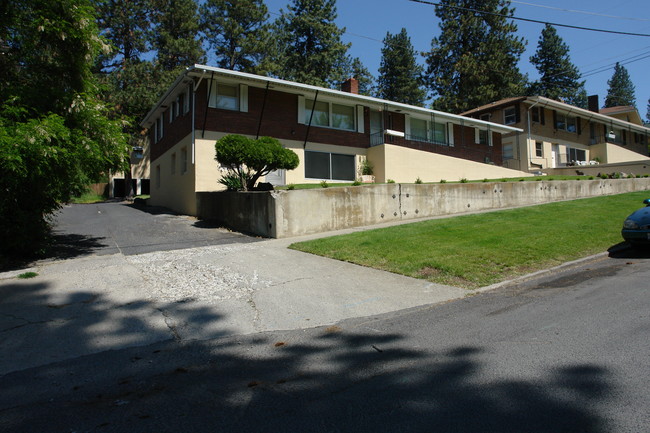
left=183, top=85, right=191, bottom=114
left=568, top=147, right=586, bottom=163
left=556, top=113, right=577, bottom=133
left=305, top=151, right=355, bottom=181
left=478, top=129, right=490, bottom=146
left=410, top=118, right=428, bottom=141
left=304, top=99, right=356, bottom=131
left=408, top=118, right=447, bottom=144
left=171, top=153, right=176, bottom=174
left=503, top=144, right=514, bottom=160
left=531, top=106, right=540, bottom=123
left=535, top=142, right=543, bottom=157
left=332, top=104, right=355, bottom=130
left=504, top=107, right=517, bottom=125
left=209, top=82, right=239, bottom=111
left=155, top=116, right=164, bottom=142
left=305, top=99, right=329, bottom=127
left=180, top=147, right=188, bottom=174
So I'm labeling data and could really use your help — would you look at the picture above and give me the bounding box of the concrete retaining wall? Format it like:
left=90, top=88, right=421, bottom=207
left=197, top=178, right=650, bottom=238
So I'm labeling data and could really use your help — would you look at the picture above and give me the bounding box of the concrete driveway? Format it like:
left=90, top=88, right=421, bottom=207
left=0, top=201, right=469, bottom=376
left=51, top=201, right=260, bottom=257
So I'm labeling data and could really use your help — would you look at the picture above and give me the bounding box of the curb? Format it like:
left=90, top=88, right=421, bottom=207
left=474, top=250, right=615, bottom=294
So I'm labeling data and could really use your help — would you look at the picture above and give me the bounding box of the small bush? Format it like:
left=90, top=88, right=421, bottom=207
left=361, top=159, right=374, bottom=176
left=501, top=178, right=507, bottom=182
left=482, top=178, right=488, bottom=183
left=460, top=178, right=468, bottom=183
left=415, top=177, right=423, bottom=184
left=219, top=173, right=245, bottom=191
left=518, top=178, right=524, bottom=182
left=287, top=184, right=295, bottom=190
left=387, top=179, right=395, bottom=183
left=536, top=178, right=542, bottom=181
left=352, top=180, right=362, bottom=186
left=18, top=272, right=38, bottom=279
left=440, top=179, right=447, bottom=184
left=589, top=176, right=594, bottom=180
left=320, top=180, right=329, bottom=188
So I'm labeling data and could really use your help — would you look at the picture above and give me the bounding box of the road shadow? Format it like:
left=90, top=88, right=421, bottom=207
left=0, top=278, right=615, bottom=432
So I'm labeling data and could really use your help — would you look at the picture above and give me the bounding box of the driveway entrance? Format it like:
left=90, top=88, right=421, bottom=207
left=51, top=201, right=259, bottom=258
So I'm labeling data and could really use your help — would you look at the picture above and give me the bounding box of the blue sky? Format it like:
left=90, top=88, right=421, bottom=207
left=262, top=0, right=650, bottom=116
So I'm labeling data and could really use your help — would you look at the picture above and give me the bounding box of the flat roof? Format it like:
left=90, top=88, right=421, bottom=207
left=141, top=65, right=522, bottom=134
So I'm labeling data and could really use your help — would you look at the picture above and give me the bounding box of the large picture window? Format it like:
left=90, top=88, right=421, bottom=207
left=305, top=151, right=355, bottom=181
left=568, top=147, right=586, bottom=163
left=408, top=117, right=447, bottom=145
left=304, top=99, right=355, bottom=131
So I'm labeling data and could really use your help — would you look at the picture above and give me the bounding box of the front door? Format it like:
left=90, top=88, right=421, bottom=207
left=551, top=144, right=559, bottom=168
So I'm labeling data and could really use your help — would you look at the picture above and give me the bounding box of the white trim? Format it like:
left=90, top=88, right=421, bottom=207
left=447, top=123, right=454, bottom=146
left=298, top=95, right=305, bottom=124
left=356, top=105, right=364, bottom=133
left=385, top=129, right=405, bottom=137
left=239, top=84, right=248, bottom=113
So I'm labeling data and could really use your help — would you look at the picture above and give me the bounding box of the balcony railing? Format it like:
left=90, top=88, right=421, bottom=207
left=370, top=131, right=450, bottom=148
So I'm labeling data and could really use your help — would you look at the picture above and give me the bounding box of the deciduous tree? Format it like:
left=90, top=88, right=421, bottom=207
left=424, top=0, right=527, bottom=113
left=1, top=0, right=128, bottom=257
left=376, top=28, right=426, bottom=106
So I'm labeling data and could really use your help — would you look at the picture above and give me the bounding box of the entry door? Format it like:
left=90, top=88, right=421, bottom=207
left=551, top=144, right=559, bottom=168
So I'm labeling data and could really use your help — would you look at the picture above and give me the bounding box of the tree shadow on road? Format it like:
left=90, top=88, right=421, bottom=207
left=0, top=278, right=616, bottom=433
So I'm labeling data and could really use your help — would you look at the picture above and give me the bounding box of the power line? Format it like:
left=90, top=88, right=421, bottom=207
left=510, top=1, right=650, bottom=22
left=409, top=0, right=650, bottom=37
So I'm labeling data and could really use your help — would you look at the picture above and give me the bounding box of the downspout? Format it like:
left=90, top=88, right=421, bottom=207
left=303, top=90, right=319, bottom=149
left=256, top=81, right=271, bottom=139
left=527, top=100, right=541, bottom=169
left=202, top=71, right=215, bottom=139
left=191, top=70, right=207, bottom=164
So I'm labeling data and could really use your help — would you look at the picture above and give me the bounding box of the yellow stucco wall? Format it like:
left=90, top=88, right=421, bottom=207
left=149, top=133, right=197, bottom=215
left=590, top=142, right=650, bottom=164
left=369, top=144, right=533, bottom=183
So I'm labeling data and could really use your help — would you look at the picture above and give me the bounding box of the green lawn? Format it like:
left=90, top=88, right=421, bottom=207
left=289, top=191, right=649, bottom=289
left=69, top=191, right=106, bottom=204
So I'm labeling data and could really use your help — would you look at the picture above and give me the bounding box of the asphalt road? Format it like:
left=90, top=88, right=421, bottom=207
left=50, top=201, right=259, bottom=258
left=1, top=250, right=648, bottom=432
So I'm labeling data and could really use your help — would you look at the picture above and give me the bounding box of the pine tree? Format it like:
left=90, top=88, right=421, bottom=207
left=376, top=28, right=425, bottom=106
left=201, top=0, right=273, bottom=74
left=529, top=24, right=586, bottom=107
left=646, top=98, right=650, bottom=125
left=94, top=0, right=157, bottom=127
left=348, top=57, right=374, bottom=96
left=152, top=0, right=204, bottom=73
left=604, top=62, right=636, bottom=108
left=274, top=0, right=350, bottom=88
left=424, top=0, right=527, bottom=114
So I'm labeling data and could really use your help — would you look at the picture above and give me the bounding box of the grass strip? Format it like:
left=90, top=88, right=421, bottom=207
left=289, top=191, right=650, bottom=289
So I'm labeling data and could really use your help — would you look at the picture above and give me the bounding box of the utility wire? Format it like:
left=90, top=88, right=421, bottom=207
left=510, top=1, right=650, bottom=22
left=409, top=0, right=650, bottom=37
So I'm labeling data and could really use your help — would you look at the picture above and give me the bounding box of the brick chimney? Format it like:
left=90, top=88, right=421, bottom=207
left=588, top=95, right=599, bottom=113
left=341, top=77, right=359, bottom=94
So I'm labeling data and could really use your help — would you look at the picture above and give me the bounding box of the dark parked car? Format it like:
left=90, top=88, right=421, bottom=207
left=622, top=199, right=650, bottom=245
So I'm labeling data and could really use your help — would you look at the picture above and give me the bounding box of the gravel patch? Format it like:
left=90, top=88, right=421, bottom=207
left=126, top=244, right=271, bottom=304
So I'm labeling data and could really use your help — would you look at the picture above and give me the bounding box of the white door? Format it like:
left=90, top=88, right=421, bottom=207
left=551, top=144, right=559, bottom=168
left=265, top=169, right=285, bottom=186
